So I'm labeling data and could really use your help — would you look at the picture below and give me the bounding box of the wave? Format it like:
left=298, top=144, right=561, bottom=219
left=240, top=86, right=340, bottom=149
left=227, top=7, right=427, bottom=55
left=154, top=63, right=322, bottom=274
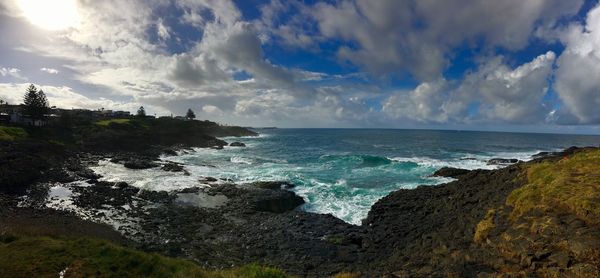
left=390, top=150, right=544, bottom=171
left=319, top=154, right=392, bottom=168
left=359, top=155, right=392, bottom=167
left=90, top=160, right=207, bottom=191
left=231, top=156, right=253, bottom=164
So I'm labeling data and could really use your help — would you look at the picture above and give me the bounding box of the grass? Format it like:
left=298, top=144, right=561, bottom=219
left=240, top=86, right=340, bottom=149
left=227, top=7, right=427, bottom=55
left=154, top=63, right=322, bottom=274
left=506, top=149, right=600, bottom=225
left=0, top=125, right=27, bottom=141
left=474, top=209, right=496, bottom=244
left=95, top=118, right=131, bottom=126
left=332, top=273, right=362, bottom=278
left=324, top=234, right=344, bottom=245
left=0, top=234, right=289, bottom=278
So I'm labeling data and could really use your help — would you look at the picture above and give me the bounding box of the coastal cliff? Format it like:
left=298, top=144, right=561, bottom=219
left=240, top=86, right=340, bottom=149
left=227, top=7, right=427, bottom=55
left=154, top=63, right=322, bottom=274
left=1, top=121, right=599, bottom=277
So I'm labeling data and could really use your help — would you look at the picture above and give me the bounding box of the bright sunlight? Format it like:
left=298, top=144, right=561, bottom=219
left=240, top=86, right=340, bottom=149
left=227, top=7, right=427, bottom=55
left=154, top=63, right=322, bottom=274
left=17, top=0, right=80, bottom=31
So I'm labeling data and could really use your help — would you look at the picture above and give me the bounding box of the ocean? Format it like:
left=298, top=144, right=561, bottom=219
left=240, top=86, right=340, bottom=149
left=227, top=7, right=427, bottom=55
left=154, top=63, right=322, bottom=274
left=91, top=129, right=600, bottom=225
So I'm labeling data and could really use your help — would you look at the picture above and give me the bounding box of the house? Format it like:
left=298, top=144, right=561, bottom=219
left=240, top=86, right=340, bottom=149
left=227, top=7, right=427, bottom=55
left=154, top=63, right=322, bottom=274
left=0, top=113, right=9, bottom=123
left=9, top=112, right=47, bottom=126
left=90, top=109, right=131, bottom=119
left=113, top=111, right=131, bottom=118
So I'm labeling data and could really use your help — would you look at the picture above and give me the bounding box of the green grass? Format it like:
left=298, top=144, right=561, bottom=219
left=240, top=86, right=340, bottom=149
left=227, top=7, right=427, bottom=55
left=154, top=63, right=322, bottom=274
left=507, top=149, right=600, bottom=225
left=324, top=234, right=344, bottom=245
left=0, top=126, right=27, bottom=141
left=0, top=234, right=289, bottom=278
left=95, top=118, right=131, bottom=126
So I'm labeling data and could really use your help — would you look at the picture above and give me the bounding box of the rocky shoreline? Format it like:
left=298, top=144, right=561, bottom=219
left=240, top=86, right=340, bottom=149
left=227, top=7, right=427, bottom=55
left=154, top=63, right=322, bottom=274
left=1, top=131, right=599, bottom=277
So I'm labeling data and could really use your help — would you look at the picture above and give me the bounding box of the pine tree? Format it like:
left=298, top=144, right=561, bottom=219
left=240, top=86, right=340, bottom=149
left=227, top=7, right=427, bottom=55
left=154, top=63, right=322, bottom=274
left=22, top=84, right=49, bottom=120
left=186, top=108, right=196, bottom=120
left=137, top=106, right=146, bottom=117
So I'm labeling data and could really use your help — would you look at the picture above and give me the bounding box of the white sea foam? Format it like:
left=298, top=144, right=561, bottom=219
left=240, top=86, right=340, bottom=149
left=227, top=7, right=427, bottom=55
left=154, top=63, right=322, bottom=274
left=90, top=160, right=210, bottom=191
left=390, top=150, right=543, bottom=171
left=231, top=156, right=253, bottom=164
left=390, top=156, right=496, bottom=170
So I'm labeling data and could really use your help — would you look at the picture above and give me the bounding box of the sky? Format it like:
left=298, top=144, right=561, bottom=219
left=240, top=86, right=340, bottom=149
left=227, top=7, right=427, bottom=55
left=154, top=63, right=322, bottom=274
left=0, top=0, right=600, bottom=134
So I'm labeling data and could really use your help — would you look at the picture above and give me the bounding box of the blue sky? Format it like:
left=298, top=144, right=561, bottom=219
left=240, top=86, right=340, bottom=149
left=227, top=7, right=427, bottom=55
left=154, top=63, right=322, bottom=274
left=0, top=0, right=600, bottom=134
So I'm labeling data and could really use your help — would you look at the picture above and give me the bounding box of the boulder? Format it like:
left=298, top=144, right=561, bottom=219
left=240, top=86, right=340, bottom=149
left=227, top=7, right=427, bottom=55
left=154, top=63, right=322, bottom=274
left=252, top=190, right=305, bottom=213
left=229, top=142, right=246, bottom=147
left=250, top=181, right=295, bottom=190
left=123, top=159, right=159, bottom=169
left=199, top=176, right=218, bottom=183
left=531, top=151, right=552, bottom=160
left=161, top=162, right=184, bottom=172
left=162, top=149, right=178, bottom=156
left=114, top=181, right=129, bottom=188
left=432, top=167, right=471, bottom=178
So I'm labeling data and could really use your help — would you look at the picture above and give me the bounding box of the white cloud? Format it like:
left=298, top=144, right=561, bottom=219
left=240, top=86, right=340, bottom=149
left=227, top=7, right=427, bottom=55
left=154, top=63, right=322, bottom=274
left=40, top=67, right=59, bottom=74
left=0, top=67, right=26, bottom=80
left=0, top=0, right=597, bottom=130
left=383, top=52, right=556, bottom=124
left=0, top=82, right=162, bottom=113
left=272, top=0, right=581, bottom=81
left=554, top=3, right=600, bottom=124
left=383, top=79, right=451, bottom=123
left=156, top=18, right=170, bottom=40
left=458, top=51, right=556, bottom=123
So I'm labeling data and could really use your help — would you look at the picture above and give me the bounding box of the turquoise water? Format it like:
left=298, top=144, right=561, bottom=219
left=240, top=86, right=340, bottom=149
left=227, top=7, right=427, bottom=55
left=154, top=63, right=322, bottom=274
left=161, top=129, right=600, bottom=225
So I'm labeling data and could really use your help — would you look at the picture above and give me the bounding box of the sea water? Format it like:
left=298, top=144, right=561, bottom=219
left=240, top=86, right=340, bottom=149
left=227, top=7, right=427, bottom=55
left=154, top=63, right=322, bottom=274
left=91, top=129, right=600, bottom=225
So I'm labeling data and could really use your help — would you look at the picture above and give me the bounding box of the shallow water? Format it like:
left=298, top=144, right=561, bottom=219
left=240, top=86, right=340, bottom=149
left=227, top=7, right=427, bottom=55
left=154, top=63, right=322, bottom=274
left=91, top=129, right=600, bottom=225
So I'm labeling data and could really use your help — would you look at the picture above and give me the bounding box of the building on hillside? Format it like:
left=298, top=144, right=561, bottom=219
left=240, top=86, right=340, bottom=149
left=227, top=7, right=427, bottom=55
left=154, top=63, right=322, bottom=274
left=91, top=109, right=131, bottom=119
left=1, top=105, right=132, bottom=126
left=8, top=112, right=47, bottom=126
left=0, top=104, right=48, bottom=126
left=0, top=113, right=9, bottom=123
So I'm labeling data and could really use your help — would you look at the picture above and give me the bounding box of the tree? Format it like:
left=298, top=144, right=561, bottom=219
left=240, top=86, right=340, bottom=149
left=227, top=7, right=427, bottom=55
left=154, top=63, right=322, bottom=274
left=186, top=108, right=196, bottom=120
left=136, top=106, right=146, bottom=117
left=22, top=84, right=49, bottom=120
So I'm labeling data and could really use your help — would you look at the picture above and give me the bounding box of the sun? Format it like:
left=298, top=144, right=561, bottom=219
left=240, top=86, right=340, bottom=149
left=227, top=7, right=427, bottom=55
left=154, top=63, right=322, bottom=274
left=17, top=0, right=80, bottom=31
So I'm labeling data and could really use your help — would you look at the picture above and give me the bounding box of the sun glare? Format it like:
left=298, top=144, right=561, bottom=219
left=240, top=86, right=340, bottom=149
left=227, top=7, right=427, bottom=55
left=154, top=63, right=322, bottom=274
left=17, top=0, right=80, bottom=31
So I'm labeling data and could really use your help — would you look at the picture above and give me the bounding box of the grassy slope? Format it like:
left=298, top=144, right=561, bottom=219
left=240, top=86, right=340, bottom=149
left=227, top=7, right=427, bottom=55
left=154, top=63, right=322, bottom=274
left=95, top=118, right=132, bottom=126
left=0, top=234, right=288, bottom=278
left=473, top=148, right=600, bottom=275
left=0, top=126, right=27, bottom=141
left=507, top=149, right=600, bottom=225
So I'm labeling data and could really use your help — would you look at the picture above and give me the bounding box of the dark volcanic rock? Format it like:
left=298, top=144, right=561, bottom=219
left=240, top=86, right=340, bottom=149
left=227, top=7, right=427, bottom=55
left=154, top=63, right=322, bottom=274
left=161, top=161, right=184, bottom=172
left=199, top=177, right=218, bottom=183
left=432, top=167, right=471, bottom=178
left=0, top=140, right=68, bottom=194
left=362, top=166, right=523, bottom=275
left=249, top=181, right=295, bottom=190
left=162, top=149, right=178, bottom=156
left=251, top=190, right=305, bottom=213
left=531, top=151, right=552, bottom=159
left=123, top=159, right=159, bottom=169
left=531, top=146, right=597, bottom=162
left=6, top=139, right=597, bottom=277
left=229, top=142, right=246, bottom=147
